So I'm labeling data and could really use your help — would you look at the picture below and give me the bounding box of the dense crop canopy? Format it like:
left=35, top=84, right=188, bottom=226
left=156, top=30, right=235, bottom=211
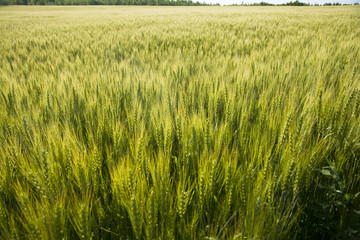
left=0, top=6, right=359, bottom=240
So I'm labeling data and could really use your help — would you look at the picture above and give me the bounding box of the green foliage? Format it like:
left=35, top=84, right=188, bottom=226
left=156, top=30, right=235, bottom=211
left=0, top=6, right=360, bottom=240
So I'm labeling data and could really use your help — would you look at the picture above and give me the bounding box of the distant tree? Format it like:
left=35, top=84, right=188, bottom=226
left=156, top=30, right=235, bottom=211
left=259, top=1, right=273, bottom=5
left=283, top=0, right=309, bottom=6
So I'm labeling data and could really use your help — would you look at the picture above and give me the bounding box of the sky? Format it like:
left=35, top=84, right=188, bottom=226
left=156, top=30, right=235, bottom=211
left=201, top=0, right=359, bottom=4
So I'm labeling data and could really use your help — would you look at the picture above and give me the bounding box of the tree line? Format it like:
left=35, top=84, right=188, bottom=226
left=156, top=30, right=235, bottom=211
left=232, top=0, right=358, bottom=6
left=0, top=0, right=358, bottom=8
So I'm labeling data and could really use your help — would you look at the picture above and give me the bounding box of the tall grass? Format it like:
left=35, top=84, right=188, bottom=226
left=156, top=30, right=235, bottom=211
left=0, top=6, right=359, bottom=239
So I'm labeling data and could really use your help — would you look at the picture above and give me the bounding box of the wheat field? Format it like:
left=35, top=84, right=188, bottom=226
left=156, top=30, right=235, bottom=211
left=0, top=6, right=359, bottom=239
